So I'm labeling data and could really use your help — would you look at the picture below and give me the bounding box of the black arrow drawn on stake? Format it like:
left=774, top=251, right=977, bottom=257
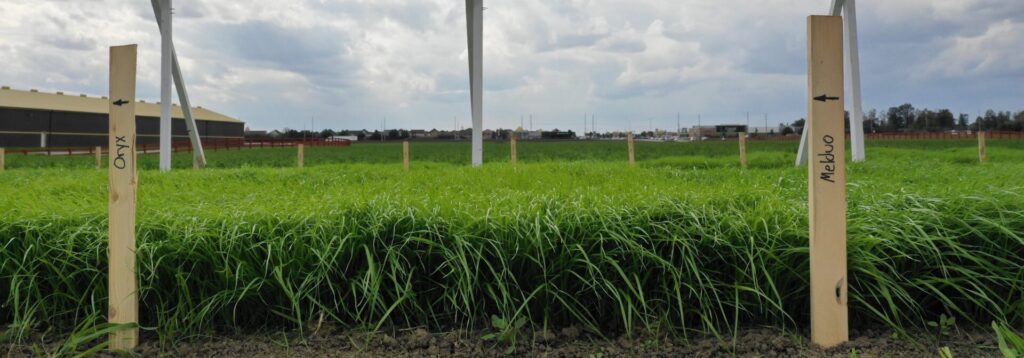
left=113, top=99, right=129, bottom=106
left=813, top=94, right=840, bottom=102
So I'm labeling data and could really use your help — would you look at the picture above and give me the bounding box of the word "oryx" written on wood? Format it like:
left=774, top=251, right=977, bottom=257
left=108, top=44, right=139, bottom=351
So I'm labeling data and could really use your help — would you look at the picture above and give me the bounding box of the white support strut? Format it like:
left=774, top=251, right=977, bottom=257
left=466, top=0, right=483, bottom=167
left=151, top=0, right=207, bottom=168
left=159, top=0, right=172, bottom=171
left=844, top=0, right=865, bottom=162
left=797, top=0, right=865, bottom=165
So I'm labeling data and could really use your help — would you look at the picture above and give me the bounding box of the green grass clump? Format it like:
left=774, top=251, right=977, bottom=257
left=1, top=140, right=1023, bottom=346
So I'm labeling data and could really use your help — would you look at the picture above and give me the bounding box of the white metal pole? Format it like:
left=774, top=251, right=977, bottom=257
left=150, top=0, right=205, bottom=168
left=800, top=0, right=854, bottom=166
left=467, top=0, right=484, bottom=167
left=159, top=0, right=172, bottom=172
left=845, top=0, right=866, bottom=161
left=583, top=113, right=587, bottom=138
left=796, top=123, right=810, bottom=165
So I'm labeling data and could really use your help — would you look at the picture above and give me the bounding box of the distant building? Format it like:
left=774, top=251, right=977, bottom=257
left=715, top=125, right=747, bottom=137
left=688, top=126, right=717, bottom=140
left=245, top=129, right=269, bottom=137
left=542, top=130, right=575, bottom=139
left=329, top=135, right=358, bottom=142
left=410, top=129, right=428, bottom=138
left=745, top=126, right=780, bottom=135
left=0, top=86, right=243, bottom=147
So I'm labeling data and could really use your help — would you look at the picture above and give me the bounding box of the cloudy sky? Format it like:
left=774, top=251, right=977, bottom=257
left=1, top=0, right=1021, bottom=132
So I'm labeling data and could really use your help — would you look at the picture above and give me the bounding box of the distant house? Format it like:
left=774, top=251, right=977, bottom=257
left=268, top=130, right=284, bottom=138
left=482, top=129, right=495, bottom=139
left=411, top=129, right=428, bottom=138
left=526, top=130, right=542, bottom=140
left=245, top=129, right=269, bottom=137
left=329, top=135, right=358, bottom=142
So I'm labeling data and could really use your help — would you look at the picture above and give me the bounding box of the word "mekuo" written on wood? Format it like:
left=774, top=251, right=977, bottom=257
left=817, top=135, right=838, bottom=183
left=807, top=15, right=848, bottom=349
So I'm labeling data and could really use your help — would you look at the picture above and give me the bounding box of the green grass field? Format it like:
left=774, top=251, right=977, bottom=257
left=2, top=139, right=1023, bottom=348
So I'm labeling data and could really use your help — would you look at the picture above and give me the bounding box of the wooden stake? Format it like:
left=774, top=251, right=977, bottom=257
left=627, top=133, right=635, bottom=167
left=403, top=141, right=410, bottom=171
left=739, top=132, right=748, bottom=169
left=807, top=16, right=847, bottom=348
left=0, top=148, right=5, bottom=171
left=510, top=136, right=517, bottom=164
left=107, top=44, right=139, bottom=351
left=298, top=144, right=304, bottom=168
left=96, top=146, right=102, bottom=169
left=978, top=131, right=986, bottom=162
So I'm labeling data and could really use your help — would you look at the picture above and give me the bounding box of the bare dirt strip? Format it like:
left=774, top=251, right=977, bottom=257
left=4, top=326, right=1001, bottom=357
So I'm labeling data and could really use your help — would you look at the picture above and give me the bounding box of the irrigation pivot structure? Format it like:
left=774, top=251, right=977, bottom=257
left=796, top=0, right=865, bottom=165
left=158, top=0, right=171, bottom=171
left=466, top=0, right=483, bottom=167
left=150, top=0, right=207, bottom=169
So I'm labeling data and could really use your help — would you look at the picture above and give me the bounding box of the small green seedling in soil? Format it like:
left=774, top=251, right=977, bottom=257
left=482, top=315, right=528, bottom=354
left=928, top=314, right=956, bottom=338
left=938, top=346, right=953, bottom=358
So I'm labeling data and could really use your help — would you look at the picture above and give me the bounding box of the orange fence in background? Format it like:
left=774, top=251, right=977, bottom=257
left=11, top=138, right=352, bottom=156
left=746, top=131, right=1024, bottom=142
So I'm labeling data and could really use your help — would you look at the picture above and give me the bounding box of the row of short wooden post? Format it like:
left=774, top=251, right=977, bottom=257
left=73, top=32, right=995, bottom=352
left=0, top=128, right=989, bottom=174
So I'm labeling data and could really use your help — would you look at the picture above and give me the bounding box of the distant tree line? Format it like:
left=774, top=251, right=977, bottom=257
left=786, top=104, right=1024, bottom=133
left=254, top=104, right=1023, bottom=140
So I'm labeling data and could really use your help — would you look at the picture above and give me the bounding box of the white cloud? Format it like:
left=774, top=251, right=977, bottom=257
left=0, top=0, right=1021, bottom=132
left=923, top=19, right=1024, bottom=78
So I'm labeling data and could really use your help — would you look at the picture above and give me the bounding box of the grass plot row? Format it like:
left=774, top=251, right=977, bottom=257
left=2, top=147, right=1023, bottom=344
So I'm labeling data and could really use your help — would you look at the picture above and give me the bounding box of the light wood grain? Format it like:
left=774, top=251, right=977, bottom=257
left=978, top=131, right=987, bottom=162
left=403, top=141, right=410, bottom=171
left=298, top=144, right=304, bottom=168
left=510, top=136, right=517, bottom=164
left=0, top=148, right=5, bottom=171
left=627, top=133, right=635, bottom=167
left=739, top=132, right=748, bottom=169
left=108, top=44, right=139, bottom=351
left=96, top=146, right=102, bottom=169
left=807, top=15, right=848, bottom=348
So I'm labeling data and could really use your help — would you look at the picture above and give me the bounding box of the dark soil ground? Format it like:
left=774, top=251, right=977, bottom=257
left=4, top=325, right=1001, bottom=357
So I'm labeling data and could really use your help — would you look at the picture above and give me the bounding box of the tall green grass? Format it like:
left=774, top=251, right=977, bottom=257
left=1, top=140, right=1023, bottom=347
